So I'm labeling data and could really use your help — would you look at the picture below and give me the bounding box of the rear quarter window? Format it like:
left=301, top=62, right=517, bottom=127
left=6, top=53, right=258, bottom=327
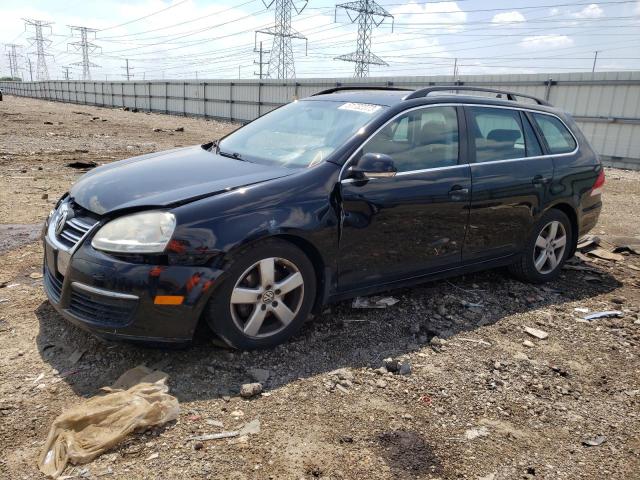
left=532, top=113, right=577, bottom=154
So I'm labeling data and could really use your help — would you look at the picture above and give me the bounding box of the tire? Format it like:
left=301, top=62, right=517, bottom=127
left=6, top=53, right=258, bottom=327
left=509, top=209, right=573, bottom=283
left=204, top=238, right=316, bottom=350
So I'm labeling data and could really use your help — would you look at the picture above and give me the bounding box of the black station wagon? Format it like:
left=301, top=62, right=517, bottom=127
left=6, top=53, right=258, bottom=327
left=43, top=86, right=604, bottom=349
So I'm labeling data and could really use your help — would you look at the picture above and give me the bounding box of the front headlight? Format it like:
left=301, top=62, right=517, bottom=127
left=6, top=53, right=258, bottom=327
left=91, top=211, right=176, bottom=254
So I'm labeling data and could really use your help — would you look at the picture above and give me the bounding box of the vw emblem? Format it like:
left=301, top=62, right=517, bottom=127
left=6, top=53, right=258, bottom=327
left=55, top=208, right=68, bottom=235
left=261, top=290, right=275, bottom=304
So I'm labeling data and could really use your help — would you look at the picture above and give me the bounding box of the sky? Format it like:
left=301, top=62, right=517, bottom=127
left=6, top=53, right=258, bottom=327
left=2, top=0, right=640, bottom=81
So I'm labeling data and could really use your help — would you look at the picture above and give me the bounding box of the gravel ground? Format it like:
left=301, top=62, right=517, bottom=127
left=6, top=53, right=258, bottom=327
left=0, top=96, right=639, bottom=480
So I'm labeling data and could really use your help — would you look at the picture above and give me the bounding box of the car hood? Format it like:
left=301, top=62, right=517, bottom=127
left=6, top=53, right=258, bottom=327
left=70, top=145, right=294, bottom=215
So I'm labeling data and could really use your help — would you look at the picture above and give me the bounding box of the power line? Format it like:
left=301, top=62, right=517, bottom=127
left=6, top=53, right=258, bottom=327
left=256, top=0, right=309, bottom=79
left=334, top=0, right=394, bottom=77
left=99, top=0, right=189, bottom=32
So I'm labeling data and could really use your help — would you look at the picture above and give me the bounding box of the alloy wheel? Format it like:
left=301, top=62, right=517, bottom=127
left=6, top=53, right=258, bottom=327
left=229, top=257, right=305, bottom=338
left=533, top=220, right=567, bottom=275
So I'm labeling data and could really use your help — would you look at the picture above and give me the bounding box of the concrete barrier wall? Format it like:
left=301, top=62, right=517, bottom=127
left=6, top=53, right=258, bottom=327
left=3, top=71, right=639, bottom=170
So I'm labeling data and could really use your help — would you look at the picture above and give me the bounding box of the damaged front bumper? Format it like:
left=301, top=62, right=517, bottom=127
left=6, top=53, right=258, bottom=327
left=42, top=203, right=223, bottom=344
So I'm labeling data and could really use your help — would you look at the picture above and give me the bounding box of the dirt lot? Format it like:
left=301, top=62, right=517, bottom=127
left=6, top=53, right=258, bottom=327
left=1, top=96, right=639, bottom=480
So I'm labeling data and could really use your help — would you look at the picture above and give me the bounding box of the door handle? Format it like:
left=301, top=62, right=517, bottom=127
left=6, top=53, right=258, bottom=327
left=449, top=185, right=469, bottom=196
left=532, top=175, right=551, bottom=185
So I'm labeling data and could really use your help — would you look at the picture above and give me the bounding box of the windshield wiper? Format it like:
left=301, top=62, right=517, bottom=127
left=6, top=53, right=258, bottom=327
left=218, top=150, right=250, bottom=162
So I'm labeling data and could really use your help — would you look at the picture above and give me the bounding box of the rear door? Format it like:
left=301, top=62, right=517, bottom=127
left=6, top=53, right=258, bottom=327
left=338, top=105, right=471, bottom=291
left=463, top=105, right=552, bottom=262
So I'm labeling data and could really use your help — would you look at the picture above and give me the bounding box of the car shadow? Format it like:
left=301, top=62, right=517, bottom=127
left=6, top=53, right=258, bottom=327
left=35, top=263, right=622, bottom=402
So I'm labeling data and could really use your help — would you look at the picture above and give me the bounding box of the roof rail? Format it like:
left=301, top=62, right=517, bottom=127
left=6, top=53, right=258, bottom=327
left=404, top=85, right=551, bottom=106
left=312, top=86, right=413, bottom=96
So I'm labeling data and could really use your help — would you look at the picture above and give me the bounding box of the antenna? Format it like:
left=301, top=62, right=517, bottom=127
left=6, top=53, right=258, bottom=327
left=255, top=0, right=308, bottom=79
left=23, top=19, right=54, bottom=80
left=67, top=26, right=101, bottom=80
left=335, top=0, right=394, bottom=78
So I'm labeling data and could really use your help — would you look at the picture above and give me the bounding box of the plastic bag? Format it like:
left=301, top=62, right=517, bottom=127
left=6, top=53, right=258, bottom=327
left=38, top=366, right=179, bottom=478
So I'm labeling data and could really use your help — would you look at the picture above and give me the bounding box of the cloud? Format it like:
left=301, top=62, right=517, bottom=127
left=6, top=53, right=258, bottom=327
left=491, top=11, right=526, bottom=25
left=572, top=3, right=604, bottom=19
left=520, top=34, right=574, bottom=49
left=391, top=1, right=467, bottom=33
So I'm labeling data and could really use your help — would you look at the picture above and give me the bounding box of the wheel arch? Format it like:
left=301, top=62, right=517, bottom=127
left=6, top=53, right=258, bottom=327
left=547, top=202, right=579, bottom=256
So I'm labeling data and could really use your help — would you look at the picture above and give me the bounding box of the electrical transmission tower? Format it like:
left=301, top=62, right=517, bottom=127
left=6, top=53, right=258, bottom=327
left=23, top=18, right=53, bottom=80
left=256, top=0, right=308, bottom=79
left=67, top=26, right=101, bottom=80
left=5, top=44, right=22, bottom=79
left=253, top=41, right=270, bottom=79
left=335, top=0, right=393, bottom=78
left=61, top=66, right=71, bottom=80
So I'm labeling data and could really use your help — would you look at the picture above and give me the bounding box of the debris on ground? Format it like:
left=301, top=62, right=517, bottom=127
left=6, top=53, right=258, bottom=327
left=523, top=326, right=549, bottom=340
left=66, top=161, right=98, bottom=169
left=582, top=435, right=607, bottom=447
left=38, top=365, right=179, bottom=478
left=187, top=419, right=260, bottom=442
left=583, top=311, right=624, bottom=321
left=352, top=296, right=400, bottom=308
left=464, top=426, right=490, bottom=441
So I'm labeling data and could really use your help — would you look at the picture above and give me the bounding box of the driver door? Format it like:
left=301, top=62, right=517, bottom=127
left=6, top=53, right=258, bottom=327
left=338, top=105, right=471, bottom=291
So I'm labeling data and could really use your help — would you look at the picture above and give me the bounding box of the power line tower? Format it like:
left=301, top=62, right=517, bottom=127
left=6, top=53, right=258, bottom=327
left=61, top=66, right=71, bottom=80
left=23, top=18, right=53, bottom=80
left=5, top=44, right=22, bottom=79
left=122, top=59, right=134, bottom=80
left=256, top=0, right=308, bottom=79
left=253, top=41, right=270, bottom=79
left=335, top=0, right=393, bottom=78
left=67, top=26, right=101, bottom=80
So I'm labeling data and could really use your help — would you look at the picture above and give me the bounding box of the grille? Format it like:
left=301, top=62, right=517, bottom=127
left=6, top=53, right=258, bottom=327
left=56, top=204, right=99, bottom=249
left=44, top=266, right=63, bottom=303
left=68, top=286, right=137, bottom=327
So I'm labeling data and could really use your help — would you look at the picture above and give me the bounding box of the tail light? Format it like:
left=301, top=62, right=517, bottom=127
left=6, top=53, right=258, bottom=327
left=590, top=169, right=605, bottom=196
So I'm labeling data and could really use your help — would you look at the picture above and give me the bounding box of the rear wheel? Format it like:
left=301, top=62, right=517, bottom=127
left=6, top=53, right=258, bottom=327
left=205, top=239, right=316, bottom=350
left=509, top=209, right=573, bottom=283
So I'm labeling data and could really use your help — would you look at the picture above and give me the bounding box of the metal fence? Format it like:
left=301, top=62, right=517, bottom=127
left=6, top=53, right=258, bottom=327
left=2, top=71, right=640, bottom=170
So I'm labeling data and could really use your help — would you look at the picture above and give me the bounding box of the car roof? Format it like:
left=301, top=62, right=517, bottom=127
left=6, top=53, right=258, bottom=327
left=306, top=87, right=558, bottom=114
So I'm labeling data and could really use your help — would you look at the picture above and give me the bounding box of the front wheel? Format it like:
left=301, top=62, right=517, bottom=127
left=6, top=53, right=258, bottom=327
left=204, top=239, right=316, bottom=350
left=509, top=209, right=573, bottom=283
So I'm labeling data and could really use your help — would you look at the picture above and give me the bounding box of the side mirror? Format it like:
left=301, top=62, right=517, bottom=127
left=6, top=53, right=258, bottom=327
left=348, top=152, right=397, bottom=180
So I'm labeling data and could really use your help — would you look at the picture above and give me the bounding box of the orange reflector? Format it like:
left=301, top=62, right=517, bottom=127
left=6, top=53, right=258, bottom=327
left=154, top=295, right=184, bottom=305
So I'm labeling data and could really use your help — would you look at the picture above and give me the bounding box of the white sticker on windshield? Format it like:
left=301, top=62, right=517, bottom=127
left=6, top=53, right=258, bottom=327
left=338, top=102, right=382, bottom=114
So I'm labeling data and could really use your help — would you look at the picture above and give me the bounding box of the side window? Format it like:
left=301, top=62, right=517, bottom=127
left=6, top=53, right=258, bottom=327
left=532, top=113, right=576, bottom=154
left=361, top=106, right=459, bottom=172
left=468, top=107, right=526, bottom=163
left=521, top=113, right=543, bottom=157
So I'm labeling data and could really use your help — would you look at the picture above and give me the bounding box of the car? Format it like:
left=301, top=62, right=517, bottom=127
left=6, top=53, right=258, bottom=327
left=42, top=85, right=604, bottom=349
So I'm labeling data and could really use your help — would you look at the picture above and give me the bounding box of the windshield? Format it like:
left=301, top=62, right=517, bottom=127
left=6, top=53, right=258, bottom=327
left=218, top=100, right=387, bottom=168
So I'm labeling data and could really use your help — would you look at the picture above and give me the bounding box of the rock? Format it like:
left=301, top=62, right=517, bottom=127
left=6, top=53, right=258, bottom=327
left=230, top=410, right=244, bottom=418
left=122, top=106, right=130, bottom=111
left=29, top=272, right=43, bottom=279
left=376, top=379, right=387, bottom=388
left=610, top=297, right=625, bottom=305
left=153, top=128, right=162, bottom=132
left=43, top=121, right=53, bottom=125
left=238, top=419, right=260, bottom=436
left=398, top=363, right=411, bottom=375
left=175, top=127, right=185, bottom=132
left=464, top=426, right=490, bottom=440
left=522, top=340, right=535, bottom=348
left=329, top=368, right=354, bottom=382
left=247, top=368, right=271, bottom=384
left=146, top=452, right=159, bottom=461
left=383, top=358, right=399, bottom=373
left=430, top=336, right=443, bottom=346
left=41, top=193, right=48, bottom=200
left=374, top=367, right=387, bottom=375
left=193, top=441, right=204, bottom=450
left=582, top=435, right=606, bottom=447
left=524, top=326, right=549, bottom=340
left=437, top=304, right=446, bottom=316
left=240, top=383, right=262, bottom=398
